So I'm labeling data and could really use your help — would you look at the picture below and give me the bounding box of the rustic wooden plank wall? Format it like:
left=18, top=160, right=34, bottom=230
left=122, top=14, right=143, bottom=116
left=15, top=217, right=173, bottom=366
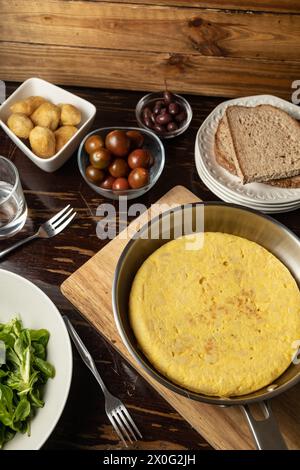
left=81, top=1, right=300, bottom=13
left=0, top=0, right=299, bottom=97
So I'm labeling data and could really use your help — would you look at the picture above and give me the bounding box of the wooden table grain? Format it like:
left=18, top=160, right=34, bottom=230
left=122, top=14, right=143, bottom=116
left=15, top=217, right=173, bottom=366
left=1, top=83, right=299, bottom=450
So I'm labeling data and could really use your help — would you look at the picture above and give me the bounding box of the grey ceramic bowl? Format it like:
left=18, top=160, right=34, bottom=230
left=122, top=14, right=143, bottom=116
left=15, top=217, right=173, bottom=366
left=78, top=126, right=165, bottom=200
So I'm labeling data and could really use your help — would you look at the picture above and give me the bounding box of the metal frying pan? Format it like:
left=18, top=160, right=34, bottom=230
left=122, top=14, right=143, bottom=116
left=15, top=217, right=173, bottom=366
left=112, top=203, right=300, bottom=450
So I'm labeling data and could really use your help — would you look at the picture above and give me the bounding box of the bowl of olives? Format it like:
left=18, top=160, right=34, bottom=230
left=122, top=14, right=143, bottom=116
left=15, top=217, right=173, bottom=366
left=135, top=91, right=192, bottom=139
left=78, top=127, right=165, bottom=200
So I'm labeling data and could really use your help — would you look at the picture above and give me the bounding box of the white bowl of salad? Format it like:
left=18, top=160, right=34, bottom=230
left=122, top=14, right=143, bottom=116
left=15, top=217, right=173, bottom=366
left=0, top=269, right=73, bottom=450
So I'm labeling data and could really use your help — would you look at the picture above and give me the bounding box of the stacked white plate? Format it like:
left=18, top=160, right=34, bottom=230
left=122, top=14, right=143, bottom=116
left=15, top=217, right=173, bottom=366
left=195, top=95, right=300, bottom=213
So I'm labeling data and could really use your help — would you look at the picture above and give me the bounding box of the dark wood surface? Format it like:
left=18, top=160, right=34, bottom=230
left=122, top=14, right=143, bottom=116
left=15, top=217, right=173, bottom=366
left=1, top=82, right=300, bottom=450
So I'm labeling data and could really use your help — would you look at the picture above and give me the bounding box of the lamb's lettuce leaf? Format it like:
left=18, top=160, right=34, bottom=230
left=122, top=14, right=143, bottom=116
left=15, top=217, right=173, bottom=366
left=0, top=318, right=55, bottom=448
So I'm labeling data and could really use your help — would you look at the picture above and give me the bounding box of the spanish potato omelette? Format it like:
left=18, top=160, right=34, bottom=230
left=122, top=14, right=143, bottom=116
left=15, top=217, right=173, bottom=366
left=129, top=232, right=300, bottom=397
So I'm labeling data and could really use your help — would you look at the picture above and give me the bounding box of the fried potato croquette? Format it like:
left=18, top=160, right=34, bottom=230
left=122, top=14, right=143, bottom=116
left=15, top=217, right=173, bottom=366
left=31, top=102, right=61, bottom=131
left=29, top=126, right=56, bottom=158
left=10, top=96, right=47, bottom=116
left=7, top=95, right=82, bottom=158
left=7, top=113, right=34, bottom=139
left=54, top=125, right=77, bottom=152
left=59, top=104, right=81, bottom=126
left=28, top=96, right=47, bottom=111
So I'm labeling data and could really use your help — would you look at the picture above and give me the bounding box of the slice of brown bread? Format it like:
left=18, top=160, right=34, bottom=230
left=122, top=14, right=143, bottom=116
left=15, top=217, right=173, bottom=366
left=214, top=114, right=237, bottom=175
left=267, top=175, right=300, bottom=188
left=214, top=112, right=300, bottom=188
left=226, top=104, right=300, bottom=183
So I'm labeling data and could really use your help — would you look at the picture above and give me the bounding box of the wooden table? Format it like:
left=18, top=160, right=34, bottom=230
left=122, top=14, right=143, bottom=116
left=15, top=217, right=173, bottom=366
left=1, top=83, right=299, bottom=450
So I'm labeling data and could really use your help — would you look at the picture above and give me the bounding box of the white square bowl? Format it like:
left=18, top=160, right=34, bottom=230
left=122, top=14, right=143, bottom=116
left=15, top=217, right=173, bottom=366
left=0, top=77, right=96, bottom=172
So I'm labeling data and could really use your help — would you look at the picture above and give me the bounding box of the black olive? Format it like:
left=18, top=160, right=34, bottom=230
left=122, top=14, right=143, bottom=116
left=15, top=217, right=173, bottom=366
left=169, top=102, right=180, bottom=115
left=143, top=107, right=152, bottom=119
left=163, top=90, right=174, bottom=105
left=156, top=113, right=172, bottom=125
left=167, top=121, right=179, bottom=132
left=175, top=111, right=187, bottom=123
left=154, top=123, right=165, bottom=133
left=153, top=100, right=164, bottom=115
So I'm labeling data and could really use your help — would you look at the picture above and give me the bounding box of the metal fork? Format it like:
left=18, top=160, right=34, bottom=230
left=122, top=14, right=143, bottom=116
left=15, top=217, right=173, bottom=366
left=63, top=316, right=142, bottom=447
left=0, top=205, right=76, bottom=260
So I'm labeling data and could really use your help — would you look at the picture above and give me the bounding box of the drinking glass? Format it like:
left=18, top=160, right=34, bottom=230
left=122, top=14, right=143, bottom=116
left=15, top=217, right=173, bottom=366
left=0, top=156, right=27, bottom=238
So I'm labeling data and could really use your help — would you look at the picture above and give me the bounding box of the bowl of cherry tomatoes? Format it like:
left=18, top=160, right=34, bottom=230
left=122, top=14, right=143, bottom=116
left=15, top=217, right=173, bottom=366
left=78, top=127, right=165, bottom=200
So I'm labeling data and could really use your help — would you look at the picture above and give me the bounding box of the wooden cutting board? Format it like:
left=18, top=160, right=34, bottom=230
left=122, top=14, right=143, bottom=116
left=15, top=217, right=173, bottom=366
left=61, top=185, right=300, bottom=450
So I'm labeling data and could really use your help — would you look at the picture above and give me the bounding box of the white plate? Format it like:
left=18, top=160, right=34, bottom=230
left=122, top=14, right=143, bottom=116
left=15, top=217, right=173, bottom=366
left=196, top=146, right=300, bottom=213
left=196, top=145, right=300, bottom=210
left=200, top=170, right=300, bottom=213
left=0, top=78, right=96, bottom=172
left=195, top=95, right=300, bottom=205
left=200, top=172, right=300, bottom=213
left=0, top=269, right=73, bottom=450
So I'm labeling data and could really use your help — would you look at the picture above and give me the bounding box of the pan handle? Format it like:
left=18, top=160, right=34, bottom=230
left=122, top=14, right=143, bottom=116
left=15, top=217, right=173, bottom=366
left=241, top=401, right=288, bottom=450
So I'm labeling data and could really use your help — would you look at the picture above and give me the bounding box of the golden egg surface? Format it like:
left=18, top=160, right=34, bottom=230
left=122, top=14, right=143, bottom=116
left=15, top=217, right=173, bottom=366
left=129, top=232, right=300, bottom=397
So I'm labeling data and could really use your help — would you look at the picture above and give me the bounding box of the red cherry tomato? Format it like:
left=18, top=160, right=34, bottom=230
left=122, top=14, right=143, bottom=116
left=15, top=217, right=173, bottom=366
left=84, top=135, right=104, bottom=154
left=128, top=149, right=151, bottom=170
left=112, top=177, right=130, bottom=191
left=100, top=175, right=116, bottom=190
left=126, top=130, right=145, bottom=149
left=105, top=130, right=131, bottom=158
left=89, top=148, right=111, bottom=169
left=109, top=158, right=129, bottom=178
left=128, top=167, right=149, bottom=189
left=85, top=165, right=105, bottom=184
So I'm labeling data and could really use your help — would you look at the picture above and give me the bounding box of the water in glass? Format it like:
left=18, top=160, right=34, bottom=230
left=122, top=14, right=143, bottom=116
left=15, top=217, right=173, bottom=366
left=0, top=157, right=27, bottom=238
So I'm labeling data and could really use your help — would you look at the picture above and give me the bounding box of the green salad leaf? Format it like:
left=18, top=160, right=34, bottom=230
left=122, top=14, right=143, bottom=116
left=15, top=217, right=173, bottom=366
left=0, top=318, right=55, bottom=449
